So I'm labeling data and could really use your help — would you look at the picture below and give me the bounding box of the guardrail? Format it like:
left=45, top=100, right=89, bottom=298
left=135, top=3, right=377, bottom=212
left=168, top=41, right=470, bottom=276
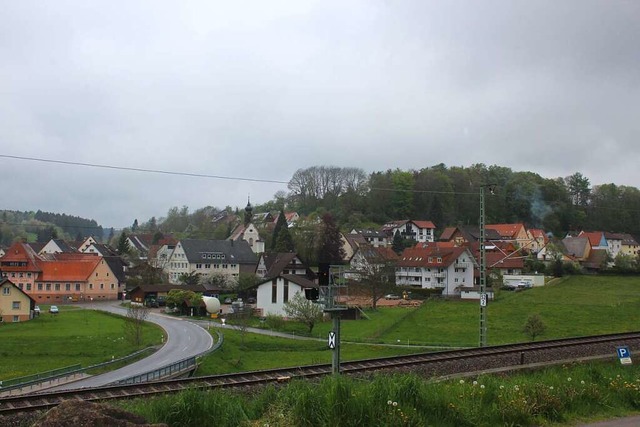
left=113, top=330, right=224, bottom=385
left=0, top=347, right=157, bottom=395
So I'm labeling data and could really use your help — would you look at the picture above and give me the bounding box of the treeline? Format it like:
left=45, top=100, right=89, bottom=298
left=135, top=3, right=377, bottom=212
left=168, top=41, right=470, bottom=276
left=0, top=209, right=104, bottom=246
left=281, top=164, right=640, bottom=238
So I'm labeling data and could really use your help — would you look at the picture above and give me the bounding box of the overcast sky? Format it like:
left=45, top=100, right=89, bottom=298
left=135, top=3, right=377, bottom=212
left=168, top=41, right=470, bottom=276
left=1, top=1, right=638, bottom=228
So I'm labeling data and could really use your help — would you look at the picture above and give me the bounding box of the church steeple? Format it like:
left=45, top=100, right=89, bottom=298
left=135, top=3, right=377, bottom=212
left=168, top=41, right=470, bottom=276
left=244, top=195, right=253, bottom=226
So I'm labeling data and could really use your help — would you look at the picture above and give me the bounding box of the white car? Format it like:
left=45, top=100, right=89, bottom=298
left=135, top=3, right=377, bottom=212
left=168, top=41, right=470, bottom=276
left=49, top=305, right=59, bottom=314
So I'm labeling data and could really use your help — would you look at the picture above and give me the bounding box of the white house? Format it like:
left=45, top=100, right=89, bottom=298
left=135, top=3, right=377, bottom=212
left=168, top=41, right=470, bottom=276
left=395, top=245, right=475, bottom=297
left=39, top=239, right=78, bottom=255
left=164, top=239, right=257, bottom=284
left=254, top=274, right=318, bottom=317
left=383, top=220, right=436, bottom=243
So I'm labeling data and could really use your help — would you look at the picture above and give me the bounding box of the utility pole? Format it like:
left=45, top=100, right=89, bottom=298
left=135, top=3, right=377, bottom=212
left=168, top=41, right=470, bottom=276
left=479, top=184, right=495, bottom=347
left=320, top=265, right=347, bottom=375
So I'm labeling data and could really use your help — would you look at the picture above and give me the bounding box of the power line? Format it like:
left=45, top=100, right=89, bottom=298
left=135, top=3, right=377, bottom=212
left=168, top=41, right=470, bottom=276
left=0, top=154, right=290, bottom=185
left=0, top=153, right=480, bottom=196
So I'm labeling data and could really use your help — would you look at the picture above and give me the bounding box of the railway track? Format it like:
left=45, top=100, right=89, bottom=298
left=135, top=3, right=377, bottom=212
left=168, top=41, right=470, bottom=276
left=2, top=331, right=638, bottom=415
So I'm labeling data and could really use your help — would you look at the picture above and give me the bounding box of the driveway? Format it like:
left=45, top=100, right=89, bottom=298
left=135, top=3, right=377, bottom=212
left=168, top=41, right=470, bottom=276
left=52, top=301, right=213, bottom=390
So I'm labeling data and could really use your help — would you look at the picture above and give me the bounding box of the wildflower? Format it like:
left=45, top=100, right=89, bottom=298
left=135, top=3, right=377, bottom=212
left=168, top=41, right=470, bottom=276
left=581, top=380, right=585, bottom=385
left=567, top=377, right=572, bottom=382
left=459, top=379, right=465, bottom=384
left=393, top=402, right=398, bottom=407
left=473, top=381, right=478, bottom=386
left=499, top=385, right=505, bottom=390
left=387, top=400, right=393, bottom=405
left=480, top=385, right=485, bottom=389
left=549, top=386, right=554, bottom=390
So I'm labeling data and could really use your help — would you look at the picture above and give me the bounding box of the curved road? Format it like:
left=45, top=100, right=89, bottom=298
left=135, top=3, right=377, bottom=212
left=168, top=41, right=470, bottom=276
left=53, top=301, right=213, bottom=390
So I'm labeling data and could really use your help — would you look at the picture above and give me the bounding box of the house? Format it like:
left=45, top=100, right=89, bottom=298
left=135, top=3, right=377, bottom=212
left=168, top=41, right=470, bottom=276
left=228, top=222, right=265, bottom=254
left=485, top=223, right=534, bottom=250
left=126, top=234, right=156, bottom=259
left=383, top=220, right=436, bottom=243
left=0, top=278, right=36, bottom=322
left=0, top=242, right=122, bottom=302
left=253, top=274, right=318, bottom=317
left=39, top=239, right=78, bottom=255
left=83, top=243, right=118, bottom=257
left=562, top=236, right=592, bottom=262
left=438, top=226, right=502, bottom=246
left=578, top=231, right=608, bottom=251
left=76, top=236, right=98, bottom=253
left=602, top=232, right=640, bottom=259
left=617, top=233, right=640, bottom=257
left=528, top=229, right=550, bottom=254
left=348, top=245, right=399, bottom=281
left=349, top=229, right=389, bottom=248
left=395, top=244, right=475, bottom=297
left=164, top=239, right=258, bottom=284
left=272, top=211, right=300, bottom=228
left=255, top=252, right=314, bottom=280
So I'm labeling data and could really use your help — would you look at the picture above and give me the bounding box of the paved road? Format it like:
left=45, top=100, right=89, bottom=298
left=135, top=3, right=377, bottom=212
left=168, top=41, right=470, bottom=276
left=577, top=415, right=640, bottom=427
left=52, top=301, right=213, bottom=390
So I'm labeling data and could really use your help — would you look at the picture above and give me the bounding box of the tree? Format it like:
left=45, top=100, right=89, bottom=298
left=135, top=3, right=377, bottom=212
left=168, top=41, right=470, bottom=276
left=131, top=219, right=139, bottom=232
left=273, top=225, right=295, bottom=252
left=283, top=292, right=323, bottom=334
left=392, top=230, right=404, bottom=254
left=523, top=313, right=546, bottom=341
left=201, top=272, right=232, bottom=290
left=272, top=209, right=288, bottom=250
left=124, top=304, right=149, bottom=347
left=178, top=271, right=201, bottom=286
left=317, top=213, right=346, bottom=265
left=351, top=246, right=397, bottom=310
left=166, top=289, right=202, bottom=313
left=117, top=232, right=131, bottom=255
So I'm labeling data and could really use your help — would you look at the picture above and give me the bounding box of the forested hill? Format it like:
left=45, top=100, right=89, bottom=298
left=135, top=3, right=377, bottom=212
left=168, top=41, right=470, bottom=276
left=149, top=164, right=640, bottom=241
left=272, top=164, right=640, bottom=238
left=0, top=210, right=104, bottom=246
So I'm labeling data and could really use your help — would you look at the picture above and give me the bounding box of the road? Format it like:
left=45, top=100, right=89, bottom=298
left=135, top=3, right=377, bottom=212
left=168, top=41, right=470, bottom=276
left=52, top=301, right=213, bottom=390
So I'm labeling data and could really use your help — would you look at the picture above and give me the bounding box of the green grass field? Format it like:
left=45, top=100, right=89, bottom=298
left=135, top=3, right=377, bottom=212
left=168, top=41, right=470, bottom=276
left=0, top=305, right=163, bottom=380
left=198, top=275, right=640, bottom=374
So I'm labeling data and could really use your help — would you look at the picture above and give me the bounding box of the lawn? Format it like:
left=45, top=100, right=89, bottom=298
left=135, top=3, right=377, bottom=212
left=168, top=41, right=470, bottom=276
left=0, top=305, right=163, bottom=380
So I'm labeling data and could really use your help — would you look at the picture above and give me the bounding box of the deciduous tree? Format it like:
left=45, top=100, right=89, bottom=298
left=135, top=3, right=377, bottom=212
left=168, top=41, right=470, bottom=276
left=283, top=292, right=323, bottom=334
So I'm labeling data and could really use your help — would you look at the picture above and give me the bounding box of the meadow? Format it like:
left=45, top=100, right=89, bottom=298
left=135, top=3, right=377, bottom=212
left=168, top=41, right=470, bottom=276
left=198, top=275, right=640, bottom=375
left=0, top=305, right=163, bottom=380
left=120, top=360, right=640, bottom=426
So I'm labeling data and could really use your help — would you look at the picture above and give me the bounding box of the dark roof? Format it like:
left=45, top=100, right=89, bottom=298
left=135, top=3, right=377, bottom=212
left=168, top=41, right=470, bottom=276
left=562, top=236, right=590, bottom=258
left=255, top=274, right=318, bottom=289
left=103, top=256, right=127, bottom=282
left=52, top=239, right=78, bottom=253
left=179, top=239, right=257, bottom=265
left=128, top=283, right=208, bottom=293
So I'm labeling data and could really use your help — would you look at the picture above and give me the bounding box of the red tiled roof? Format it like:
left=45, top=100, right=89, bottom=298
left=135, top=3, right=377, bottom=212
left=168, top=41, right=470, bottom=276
left=39, top=258, right=101, bottom=281
left=412, top=220, right=436, bottom=229
left=579, top=231, right=604, bottom=247
left=486, top=223, right=525, bottom=238
left=398, top=246, right=467, bottom=268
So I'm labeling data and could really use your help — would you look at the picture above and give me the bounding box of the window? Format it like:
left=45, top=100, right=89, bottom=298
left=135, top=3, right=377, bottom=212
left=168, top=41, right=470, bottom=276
left=89, top=284, right=93, bottom=290
left=18, top=283, right=23, bottom=289
left=12, top=301, right=20, bottom=309
left=100, top=284, right=104, bottom=289
left=2, top=287, right=9, bottom=295
left=75, top=284, right=81, bottom=291
left=46, top=284, right=51, bottom=291
left=111, top=284, right=115, bottom=289
left=26, top=284, right=31, bottom=291
left=55, top=284, right=60, bottom=291
left=271, top=279, right=277, bottom=303
left=66, top=283, right=71, bottom=291
left=38, top=284, right=43, bottom=290
left=283, top=279, right=289, bottom=303
left=13, top=316, right=19, bottom=323
left=196, top=263, right=202, bottom=269
left=19, top=272, right=23, bottom=278
left=27, top=273, right=31, bottom=278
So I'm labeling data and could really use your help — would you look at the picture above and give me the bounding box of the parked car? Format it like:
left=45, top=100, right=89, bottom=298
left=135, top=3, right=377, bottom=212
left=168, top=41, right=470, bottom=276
left=34, top=305, right=41, bottom=315
left=157, top=296, right=166, bottom=307
left=384, top=294, right=401, bottom=300
left=224, top=297, right=233, bottom=304
left=247, top=297, right=256, bottom=304
left=49, top=305, right=59, bottom=314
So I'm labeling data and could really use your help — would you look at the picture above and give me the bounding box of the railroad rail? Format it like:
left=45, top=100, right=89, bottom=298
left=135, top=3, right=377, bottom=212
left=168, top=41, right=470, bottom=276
left=2, top=331, right=638, bottom=415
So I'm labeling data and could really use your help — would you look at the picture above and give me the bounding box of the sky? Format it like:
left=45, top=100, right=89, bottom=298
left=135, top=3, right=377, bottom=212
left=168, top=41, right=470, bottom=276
left=1, top=0, right=639, bottom=229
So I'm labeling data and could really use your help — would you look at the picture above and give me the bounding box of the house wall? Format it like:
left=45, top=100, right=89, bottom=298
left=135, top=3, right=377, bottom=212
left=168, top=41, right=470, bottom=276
left=396, top=253, right=474, bottom=296
left=31, top=280, right=88, bottom=303
left=165, top=244, right=241, bottom=284
left=0, top=282, right=32, bottom=322
left=86, top=259, right=120, bottom=300
left=256, top=277, right=304, bottom=317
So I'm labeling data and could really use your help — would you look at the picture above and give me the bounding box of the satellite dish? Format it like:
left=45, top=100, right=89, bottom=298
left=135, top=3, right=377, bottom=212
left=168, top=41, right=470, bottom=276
left=202, top=296, right=221, bottom=314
